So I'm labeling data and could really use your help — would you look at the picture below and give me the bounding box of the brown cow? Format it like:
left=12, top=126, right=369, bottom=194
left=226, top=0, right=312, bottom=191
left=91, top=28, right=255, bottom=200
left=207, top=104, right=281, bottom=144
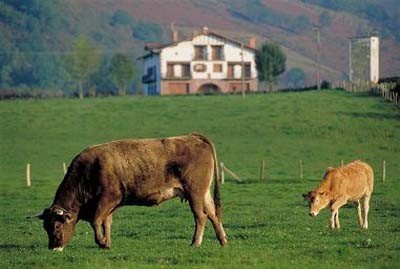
left=37, top=133, right=227, bottom=251
left=302, top=160, right=374, bottom=229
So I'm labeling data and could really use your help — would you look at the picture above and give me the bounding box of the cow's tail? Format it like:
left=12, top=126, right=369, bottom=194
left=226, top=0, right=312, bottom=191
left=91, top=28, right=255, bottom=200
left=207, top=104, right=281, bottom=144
left=191, top=133, right=222, bottom=220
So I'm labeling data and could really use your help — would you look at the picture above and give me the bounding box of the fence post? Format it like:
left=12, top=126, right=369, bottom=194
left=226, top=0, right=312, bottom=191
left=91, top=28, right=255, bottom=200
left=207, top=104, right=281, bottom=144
left=220, top=162, right=225, bottom=184
left=382, top=160, right=386, bottom=183
left=340, top=160, right=344, bottom=166
left=26, top=163, right=31, bottom=187
left=299, top=160, right=303, bottom=179
left=260, top=160, right=265, bottom=181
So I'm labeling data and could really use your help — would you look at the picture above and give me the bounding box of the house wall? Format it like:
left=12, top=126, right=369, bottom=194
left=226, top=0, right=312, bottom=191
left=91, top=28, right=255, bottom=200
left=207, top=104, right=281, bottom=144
left=142, top=33, right=258, bottom=95
left=160, top=34, right=257, bottom=80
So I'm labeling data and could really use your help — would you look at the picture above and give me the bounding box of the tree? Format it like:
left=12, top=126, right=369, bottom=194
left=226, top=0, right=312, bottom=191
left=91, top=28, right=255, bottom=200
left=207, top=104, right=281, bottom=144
left=285, top=68, right=306, bottom=89
left=319, top=11, right=332, bottom=28
left=110, top=53, right=134, bottom=96
left=256, top=41, right=286, bottom=91
left=110, top=10, right=134, bottom=27
left=64, top=37, right=100, bottom=99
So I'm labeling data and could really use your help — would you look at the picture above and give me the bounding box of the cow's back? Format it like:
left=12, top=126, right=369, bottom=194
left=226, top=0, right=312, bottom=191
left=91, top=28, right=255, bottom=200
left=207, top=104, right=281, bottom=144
left=324, top=160, right=374, bottom=200
left=67, top=134, right=214, bottom=205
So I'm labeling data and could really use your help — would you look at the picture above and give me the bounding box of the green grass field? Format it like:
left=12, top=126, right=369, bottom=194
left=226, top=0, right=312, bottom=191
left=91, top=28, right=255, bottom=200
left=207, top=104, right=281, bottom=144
left=1, top=90, right=399, bottom=268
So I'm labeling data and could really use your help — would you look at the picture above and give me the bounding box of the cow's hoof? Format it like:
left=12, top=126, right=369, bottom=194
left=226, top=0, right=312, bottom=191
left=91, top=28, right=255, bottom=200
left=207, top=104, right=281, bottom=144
left=99, top=244, right=110, bottom=250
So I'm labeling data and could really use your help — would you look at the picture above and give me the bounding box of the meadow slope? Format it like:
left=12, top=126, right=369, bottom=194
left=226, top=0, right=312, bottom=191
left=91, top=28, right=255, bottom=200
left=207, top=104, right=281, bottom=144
left=0, top=90, right=399, bottom=268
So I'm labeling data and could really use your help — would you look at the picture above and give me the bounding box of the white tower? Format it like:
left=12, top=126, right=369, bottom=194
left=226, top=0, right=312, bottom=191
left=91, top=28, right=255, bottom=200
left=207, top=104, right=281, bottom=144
left=349, top=36, right=379, bottom=83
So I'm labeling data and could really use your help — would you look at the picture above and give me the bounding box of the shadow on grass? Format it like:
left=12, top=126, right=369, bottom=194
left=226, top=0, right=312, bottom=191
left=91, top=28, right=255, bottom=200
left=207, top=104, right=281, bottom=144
left=226, top=177, right=321, bottom=185
left=225, top=222, right=270, bottom=230
left=0, top=243, right=39, bottom=250
left=337, top=111, right=400, bottom=120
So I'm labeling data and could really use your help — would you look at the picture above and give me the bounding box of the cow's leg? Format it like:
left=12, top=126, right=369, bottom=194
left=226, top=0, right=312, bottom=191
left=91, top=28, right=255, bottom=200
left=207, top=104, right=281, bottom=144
left=91, top=197, right=120, bottom=249
left=102, top=214, right=113, bottom=249
left=91, top=220, right=106, bottom=248
left=355, top=200, right=364, bottom=227
left=329, top=197, right=347, bottom=229
left=204, top=192, right=227, bottom=246
left=362, top=195, right=371, bottom=229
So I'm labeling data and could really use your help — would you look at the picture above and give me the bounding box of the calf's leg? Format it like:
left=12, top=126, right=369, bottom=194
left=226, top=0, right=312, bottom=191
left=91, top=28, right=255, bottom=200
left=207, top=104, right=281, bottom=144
left=329, top=197, right=347, bottom=229
left=362, top=195, right=371, bottom=229
left=189, top=196, right=207, bottom=247
left=355, top=200, right=364, bottom=227
left=334, top=210, right=340, bottom=228
left=203, top=192, right=227, bottom=246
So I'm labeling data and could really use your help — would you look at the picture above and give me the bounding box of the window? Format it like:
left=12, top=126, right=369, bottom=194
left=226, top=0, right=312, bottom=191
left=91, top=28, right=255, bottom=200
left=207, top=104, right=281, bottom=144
left=227, top=64, right=234, bottom=78
left=167, top=63, right=174, bottom=77
left=166, top=62, right=191, bottom=78
left=227, top=62, right=251, bottom=78
left=213, top=64, right=223, bottom=73
left=211, top=45, right=224, bottom=60
left=182, top=64, right=191, bottom=77
left=244, top=63, right=251, bottom=78
left=194, top=64, right=207, bottom=72
left=194, top=45, right=207, bottom=60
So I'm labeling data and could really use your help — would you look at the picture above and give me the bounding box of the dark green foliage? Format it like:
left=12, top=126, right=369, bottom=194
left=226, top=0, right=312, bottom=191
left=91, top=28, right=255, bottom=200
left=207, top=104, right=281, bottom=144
left=225, top=0, right=312, bottom=33
left=63, top=37, right=100, bottom=99
left=285, top=67, right=307, bottom=88
left=89, top=56, right=118, bottom=96
left=110, top=54, right=134, bottom=95
left=110, top=10, right=134, bottom=27
left=319, top=11, right=332, bottom=28
left=0, top=0, right=69, bottom=90
left=256, top=41, right=286, bottom=85
left=302, top=0, right=398, bottom=40
left=132, top=21, right=164, bottom=42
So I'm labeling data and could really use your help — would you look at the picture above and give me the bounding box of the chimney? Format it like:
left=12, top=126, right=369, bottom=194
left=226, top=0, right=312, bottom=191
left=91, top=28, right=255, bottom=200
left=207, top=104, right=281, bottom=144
left=202, top=26, right=209, bottom=34
left=248, top=37, right=257, bottom=49
left=171, top=23, right=178, bottom=43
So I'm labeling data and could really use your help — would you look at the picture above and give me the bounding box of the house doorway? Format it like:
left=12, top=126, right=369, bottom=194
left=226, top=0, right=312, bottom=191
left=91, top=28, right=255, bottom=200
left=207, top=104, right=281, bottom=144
left=198, top=83, right=221, bottom=94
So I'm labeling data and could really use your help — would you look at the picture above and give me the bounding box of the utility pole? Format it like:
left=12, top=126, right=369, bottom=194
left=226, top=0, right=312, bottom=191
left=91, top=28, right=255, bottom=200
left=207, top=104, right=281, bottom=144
left=313, top=27, right=321, bottom=90
left=241, top=42, right=246, bottom=98
left=349, top=38, right=353, bottom=82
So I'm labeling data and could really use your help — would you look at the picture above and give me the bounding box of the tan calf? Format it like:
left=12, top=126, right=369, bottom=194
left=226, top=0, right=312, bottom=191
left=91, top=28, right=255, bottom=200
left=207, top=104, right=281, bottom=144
left=303, top=160, right=374, bottom=229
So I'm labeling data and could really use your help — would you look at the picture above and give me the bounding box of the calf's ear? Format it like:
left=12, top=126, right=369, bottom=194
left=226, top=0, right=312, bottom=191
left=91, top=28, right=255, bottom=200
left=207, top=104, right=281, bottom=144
left=302, top=192, right=310, bottom=201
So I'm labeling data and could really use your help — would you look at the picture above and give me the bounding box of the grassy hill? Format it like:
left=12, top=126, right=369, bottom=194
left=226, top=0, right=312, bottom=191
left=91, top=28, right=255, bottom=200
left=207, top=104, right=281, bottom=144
left=0, top=91, right=399, bottom=268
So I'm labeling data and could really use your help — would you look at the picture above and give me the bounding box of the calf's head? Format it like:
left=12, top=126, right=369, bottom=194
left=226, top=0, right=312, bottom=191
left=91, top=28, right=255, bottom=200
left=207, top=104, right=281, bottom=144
left=302, top=191, right=331, bottom=217
left=37, top=206, right=76, bottom=251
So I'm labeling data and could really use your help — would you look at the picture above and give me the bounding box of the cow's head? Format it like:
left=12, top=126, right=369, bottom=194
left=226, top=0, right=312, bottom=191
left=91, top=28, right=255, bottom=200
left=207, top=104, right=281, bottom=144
left=37, top=206, right=76, bottom=251
left=302, top=191, right=331, bottom=217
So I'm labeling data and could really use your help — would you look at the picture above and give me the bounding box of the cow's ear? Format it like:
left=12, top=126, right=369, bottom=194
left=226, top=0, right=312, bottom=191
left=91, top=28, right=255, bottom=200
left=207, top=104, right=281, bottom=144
left=64, top=212, right=74, bottom=224
left=35, top=213, right=44, bottom=220
left=36, top=208, right=50, bottom=219
left=319, top=191, right=329, bottom=197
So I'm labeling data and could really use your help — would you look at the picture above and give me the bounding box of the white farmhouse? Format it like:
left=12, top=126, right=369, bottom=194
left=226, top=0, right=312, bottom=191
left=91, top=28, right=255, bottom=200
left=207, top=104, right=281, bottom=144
left=140, top=27, right=258, bottom=95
